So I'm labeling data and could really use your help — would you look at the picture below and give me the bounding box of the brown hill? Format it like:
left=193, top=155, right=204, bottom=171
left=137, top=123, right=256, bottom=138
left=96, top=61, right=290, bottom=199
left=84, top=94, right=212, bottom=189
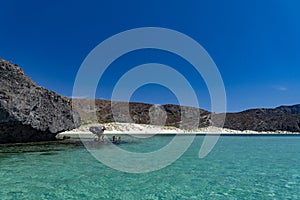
left=73, top=98, right=300, bottom=132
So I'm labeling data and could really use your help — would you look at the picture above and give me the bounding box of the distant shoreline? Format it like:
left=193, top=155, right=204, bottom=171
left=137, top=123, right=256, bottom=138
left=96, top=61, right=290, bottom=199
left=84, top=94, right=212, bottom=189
left=57, top=122, right=298, bottom=140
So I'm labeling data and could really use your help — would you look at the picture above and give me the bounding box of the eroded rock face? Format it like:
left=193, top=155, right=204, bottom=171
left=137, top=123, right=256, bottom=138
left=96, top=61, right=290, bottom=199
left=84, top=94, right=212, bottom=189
left=0, top=59, right=81, bottom=143
left=223, top=106, right=300, bottom=132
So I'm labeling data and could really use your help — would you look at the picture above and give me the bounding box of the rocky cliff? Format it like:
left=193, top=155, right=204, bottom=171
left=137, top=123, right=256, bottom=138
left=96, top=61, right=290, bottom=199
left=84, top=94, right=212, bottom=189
left=0, top=59, right=81, bottom=143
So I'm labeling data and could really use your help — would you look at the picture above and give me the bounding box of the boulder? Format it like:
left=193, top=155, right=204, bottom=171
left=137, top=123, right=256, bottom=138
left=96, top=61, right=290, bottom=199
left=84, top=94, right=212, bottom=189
left=89, top=126, right=106, bottom=136
left=0, top=58, right=81, bottom=143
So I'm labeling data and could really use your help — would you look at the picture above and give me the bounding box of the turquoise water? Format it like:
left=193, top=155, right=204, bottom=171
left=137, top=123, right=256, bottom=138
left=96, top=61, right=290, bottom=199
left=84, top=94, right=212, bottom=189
left=1, top=135, right=300, bottom=199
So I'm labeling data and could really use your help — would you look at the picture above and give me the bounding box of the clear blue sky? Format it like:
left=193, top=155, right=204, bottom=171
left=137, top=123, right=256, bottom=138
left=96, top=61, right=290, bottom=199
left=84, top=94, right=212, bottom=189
left=1, top=0, right=299, bottom=112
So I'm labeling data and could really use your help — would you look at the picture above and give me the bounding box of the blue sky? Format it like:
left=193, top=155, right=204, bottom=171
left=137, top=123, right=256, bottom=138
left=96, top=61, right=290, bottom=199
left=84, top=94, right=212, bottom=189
left=1, top=0, right=299, bottom=112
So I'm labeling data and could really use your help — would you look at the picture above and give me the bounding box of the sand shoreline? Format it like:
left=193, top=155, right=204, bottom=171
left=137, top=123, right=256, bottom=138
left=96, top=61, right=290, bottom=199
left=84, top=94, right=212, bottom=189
left=57, top=122, right=298, bottom=139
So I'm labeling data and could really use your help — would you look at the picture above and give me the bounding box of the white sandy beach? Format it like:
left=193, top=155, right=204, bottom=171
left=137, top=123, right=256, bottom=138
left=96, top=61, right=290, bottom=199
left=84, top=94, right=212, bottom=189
left=57, top=122, right=296, bottom=139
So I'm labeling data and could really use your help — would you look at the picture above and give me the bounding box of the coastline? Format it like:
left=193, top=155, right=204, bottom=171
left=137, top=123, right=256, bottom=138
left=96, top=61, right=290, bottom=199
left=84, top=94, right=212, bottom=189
left=57, top=122, right=298, bottom=139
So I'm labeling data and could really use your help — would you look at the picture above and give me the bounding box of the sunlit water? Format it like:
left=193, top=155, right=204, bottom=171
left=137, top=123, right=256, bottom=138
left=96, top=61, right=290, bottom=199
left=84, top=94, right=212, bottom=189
left=1, top=135, right=300, bottom=199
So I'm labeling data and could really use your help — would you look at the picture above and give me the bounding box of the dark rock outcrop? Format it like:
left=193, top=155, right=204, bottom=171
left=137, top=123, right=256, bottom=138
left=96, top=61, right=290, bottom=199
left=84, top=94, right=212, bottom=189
left=223, top=105, right=300, bottom=132
left=0, top=59, right=81, bottom=143
left=89, top=126, right=106, bottom=134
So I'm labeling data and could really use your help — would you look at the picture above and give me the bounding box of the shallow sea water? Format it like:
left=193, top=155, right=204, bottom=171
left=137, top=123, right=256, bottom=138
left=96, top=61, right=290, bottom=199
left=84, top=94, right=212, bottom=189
left=1, top=135, right=300, bottom=199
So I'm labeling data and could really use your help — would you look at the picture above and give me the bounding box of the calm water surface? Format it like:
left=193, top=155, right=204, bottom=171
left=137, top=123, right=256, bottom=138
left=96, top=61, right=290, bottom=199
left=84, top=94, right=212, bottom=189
left=1, top=135, right=300, bottom=199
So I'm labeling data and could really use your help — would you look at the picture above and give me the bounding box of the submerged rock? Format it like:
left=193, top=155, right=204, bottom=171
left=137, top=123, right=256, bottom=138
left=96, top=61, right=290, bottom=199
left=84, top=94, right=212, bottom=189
left=0, top=58, right=81, bottom=143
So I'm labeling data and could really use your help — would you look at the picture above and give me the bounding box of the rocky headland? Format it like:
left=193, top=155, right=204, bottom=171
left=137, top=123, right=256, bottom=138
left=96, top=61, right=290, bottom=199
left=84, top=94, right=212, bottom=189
left=0, top=59, right=81, bottom=143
